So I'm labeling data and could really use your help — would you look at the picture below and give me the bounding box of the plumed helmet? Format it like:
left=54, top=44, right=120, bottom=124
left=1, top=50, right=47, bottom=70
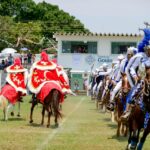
left=127, top=47, right=138, bottom=55
left=102, top=63, right=108, bottom=68
left=138, top=28, right=150, bottom=52
left=41, top=51, right=49, bottom=61
left=112, top=60, right=119, bottom=65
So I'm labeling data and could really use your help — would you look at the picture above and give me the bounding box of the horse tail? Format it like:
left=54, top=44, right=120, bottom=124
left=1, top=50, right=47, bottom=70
left=52, top=90, right=62, bottom=118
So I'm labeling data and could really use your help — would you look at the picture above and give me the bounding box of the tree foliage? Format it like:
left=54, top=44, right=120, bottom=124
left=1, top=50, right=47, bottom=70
left=0, top=0, right=90, bottom=52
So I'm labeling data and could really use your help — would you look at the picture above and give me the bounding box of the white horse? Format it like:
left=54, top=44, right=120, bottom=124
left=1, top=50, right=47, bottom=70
left=0, top=95, right=21, bottom=121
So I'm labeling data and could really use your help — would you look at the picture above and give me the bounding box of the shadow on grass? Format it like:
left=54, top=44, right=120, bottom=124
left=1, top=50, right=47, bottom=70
left=101, top=118, right=111, bottom=122
left=0, top=117, right=26, bottom=122
left=107, top=123, right=117, bottom=129
left=27, top=122, right=43, bottom=127
left=28, top=122, right=59, bottom=129
left=108, top=134, right=128, bottom=142
left=51, top=124, right=59, bottom=129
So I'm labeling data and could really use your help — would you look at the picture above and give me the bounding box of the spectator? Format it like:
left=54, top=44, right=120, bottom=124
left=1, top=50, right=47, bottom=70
left=8, top=54, right=13, bottom=65
left=32, top=54, right=36, bottom=63
left=27, top=52, right=32, bottom=65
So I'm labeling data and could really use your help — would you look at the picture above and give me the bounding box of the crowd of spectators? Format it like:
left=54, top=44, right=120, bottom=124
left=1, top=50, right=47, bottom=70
left=0, top=52, right=36, bottom=70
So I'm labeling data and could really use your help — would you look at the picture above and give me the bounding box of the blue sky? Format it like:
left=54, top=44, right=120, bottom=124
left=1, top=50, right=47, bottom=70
left=34, top=0, right=150, bottom=34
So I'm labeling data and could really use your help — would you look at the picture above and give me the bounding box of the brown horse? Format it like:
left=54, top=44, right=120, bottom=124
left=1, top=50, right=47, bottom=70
left=136, top=67, right=150, bottom=150
left=29, top=89, right=62, bottom=128
left=99, top=75, right=111, bottom=112
left=126, top=76, right=150, bottom=149
left=113, top=73, right=130, bottom=137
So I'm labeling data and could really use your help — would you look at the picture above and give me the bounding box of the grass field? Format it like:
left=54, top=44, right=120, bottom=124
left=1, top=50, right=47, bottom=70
left=0, top=95, right=150, bottom=150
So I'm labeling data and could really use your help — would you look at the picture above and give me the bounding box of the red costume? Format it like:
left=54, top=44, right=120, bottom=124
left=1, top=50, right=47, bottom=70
left=0, top=58, right=28, bottom=104
left=28, top=51, right=67, bottom=103
left=56, top=65, right=72, bottom=94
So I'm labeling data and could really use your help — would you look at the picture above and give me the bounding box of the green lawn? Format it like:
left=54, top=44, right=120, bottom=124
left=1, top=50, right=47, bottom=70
left=0, top=95, right=150, bottom=150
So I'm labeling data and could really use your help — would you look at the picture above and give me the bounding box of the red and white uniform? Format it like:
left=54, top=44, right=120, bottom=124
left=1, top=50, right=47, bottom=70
left=56, top=65, right=72, bottom=94
left=28, top=52, right=68, bottom=104
left=0, top=58, right=28, bottom=104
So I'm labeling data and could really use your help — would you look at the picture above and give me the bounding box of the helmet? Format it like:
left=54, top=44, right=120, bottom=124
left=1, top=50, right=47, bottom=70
left=127, top=47, right=138, bottom=55
left=112, top=60, right=119, bottom=65
left=138, top=28, right=150, bottom=52
left=102, top=63, right=108, bottom=69
left=117, top=54, right=124, bottom=60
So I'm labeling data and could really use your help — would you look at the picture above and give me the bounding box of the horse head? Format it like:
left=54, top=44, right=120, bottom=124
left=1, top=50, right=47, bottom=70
left=121, top=73, right=131, bottom=95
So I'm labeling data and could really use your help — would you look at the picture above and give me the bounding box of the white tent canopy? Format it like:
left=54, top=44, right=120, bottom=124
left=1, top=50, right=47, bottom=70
left=1, top=48, right=17, bottom=54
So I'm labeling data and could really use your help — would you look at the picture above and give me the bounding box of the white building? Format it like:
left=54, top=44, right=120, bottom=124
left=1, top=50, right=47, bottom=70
left=54, top=32, right=142, bottom=90
left=54, top=32, right=142, bottom=71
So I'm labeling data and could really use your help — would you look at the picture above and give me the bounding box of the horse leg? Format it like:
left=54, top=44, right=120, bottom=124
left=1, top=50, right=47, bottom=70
left=130, top=129, right=139, bottom=150
left=29, top=102, right=36, bottom=123
left=46, top=106, right=51, bottom=128
left=126, top=129, right=132, bottom=150
left=0, top=95, right=8, bottom=120
left=117, top=120, right=121, bottom=137
left=137, top=128, right=150, bottom=150
left=41, top=106, right=45, bottom=125
left=111, top=111, right=115, bottom=122
left=124, top=123, right=128, bottom=137
left=120, top=122, right=124, bottom=136
left=6, top=104, right=14, bottom=121
left=17, top=102, right=21, bottom=117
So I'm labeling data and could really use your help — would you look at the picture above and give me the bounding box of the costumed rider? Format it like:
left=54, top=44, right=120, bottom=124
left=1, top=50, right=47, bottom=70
left=98, top=63, right=112, bottom=102
left=121, top=28, right=150, bottom=120
left=101, top=54, right=124, bottom=104
left=92, top=66, right=105, bottom=97
left=56, top=65, right=75, bottom=97
left=107, top=47, right=137, bottom=111
left=0, top=58, right=28, bottom=104
left=28, top=51, right=72, bottom=104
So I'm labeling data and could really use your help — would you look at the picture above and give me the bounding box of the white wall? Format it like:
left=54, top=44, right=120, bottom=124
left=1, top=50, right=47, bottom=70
left=54, top=34, right=141, bottom=71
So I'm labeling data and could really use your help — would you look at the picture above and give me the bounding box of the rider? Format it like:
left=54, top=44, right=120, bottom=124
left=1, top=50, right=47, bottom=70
left=107, top=47, right=137, bottom=111
left=28, top=51, right=72, bottom=103
left=121, top=28, right=150, bottom=120
left=1, top=57, right=28, bottom=104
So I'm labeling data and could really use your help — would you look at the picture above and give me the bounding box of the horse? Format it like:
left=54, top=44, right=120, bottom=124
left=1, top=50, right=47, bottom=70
left=0, top=84, right=23, bottom=120
left=114, top=73, right=130, bottom=137
left=99, top=75, right=111, bottom=112
left=126, top=83, right=145, bottom=150
left=136, top=66, right=150, bottom=150
left=29, top=83, right=63, bottom=128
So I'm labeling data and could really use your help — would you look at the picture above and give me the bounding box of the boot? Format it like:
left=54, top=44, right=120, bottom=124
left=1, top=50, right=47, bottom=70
left=29, top=94, right=37, bottom=103
left=18, top=97, right=23, bottom=102
left=121, top=103, right=132, bottom=121
left=107, top=102, right=115, bottom=111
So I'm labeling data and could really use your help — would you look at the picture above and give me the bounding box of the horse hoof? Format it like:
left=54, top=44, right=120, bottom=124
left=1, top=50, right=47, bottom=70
left=17, top=114, right=21, bottom=117
left=29, top=120, right=33, bottom=123
left=47, top=124, right=50, bottom=128
left=55, top=123, right=59, bottom=128
left=10, top=112, right=14, bottom=116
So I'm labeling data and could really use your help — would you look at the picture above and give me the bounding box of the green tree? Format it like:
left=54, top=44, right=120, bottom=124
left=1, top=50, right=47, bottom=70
left=0, top=0, right=90, bottom=51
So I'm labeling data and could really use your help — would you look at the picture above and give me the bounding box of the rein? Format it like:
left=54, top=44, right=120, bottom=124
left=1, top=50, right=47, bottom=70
left=143, top=78, right=150, bottom=97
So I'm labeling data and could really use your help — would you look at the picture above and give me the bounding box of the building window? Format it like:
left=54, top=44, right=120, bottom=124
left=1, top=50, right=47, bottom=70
left=111, top=42, right=137, bottom=54
left=62, top=41, right=97, bottom=54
